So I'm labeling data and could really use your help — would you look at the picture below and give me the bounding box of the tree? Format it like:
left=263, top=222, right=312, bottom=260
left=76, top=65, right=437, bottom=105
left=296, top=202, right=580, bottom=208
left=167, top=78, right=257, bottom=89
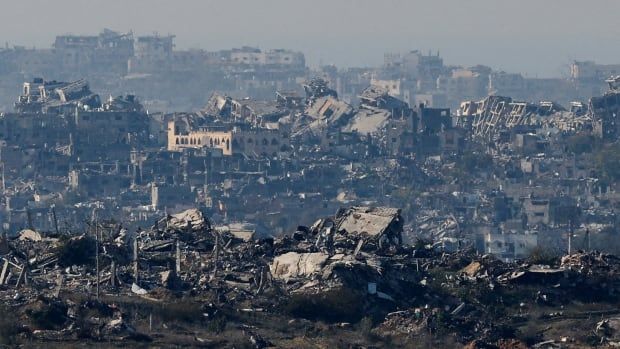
left=595, top=143, right=620, bottom=182
left=565, top=134, right=598, bottom=155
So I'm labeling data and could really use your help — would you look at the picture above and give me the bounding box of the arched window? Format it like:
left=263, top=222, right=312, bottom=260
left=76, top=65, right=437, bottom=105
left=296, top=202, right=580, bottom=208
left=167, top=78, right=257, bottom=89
left=176, top=138, right=179, bottom=145
left=210, top=138, right=214, bottom=147
left=226, top=139, right=230, bottom=151
left=262, top=138, right=268, bottom=146
left=197, top=138, right=201, bottom=145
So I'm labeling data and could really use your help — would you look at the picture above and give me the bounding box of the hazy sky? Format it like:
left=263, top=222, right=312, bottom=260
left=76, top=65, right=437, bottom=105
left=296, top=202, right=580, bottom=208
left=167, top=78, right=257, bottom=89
left=1, top=0, right=619, bottom=77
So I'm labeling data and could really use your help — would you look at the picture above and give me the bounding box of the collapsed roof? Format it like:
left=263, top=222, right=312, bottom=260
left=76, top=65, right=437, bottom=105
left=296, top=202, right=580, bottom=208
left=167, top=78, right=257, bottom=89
left=335, top=206, right=403, bottom=241
left=303, top=78, right=337, bottom=103
left=359, top=86, right=409, bottom=111
left=305, top=96, right=353, bottom=124
left=309, top=206, right=404, bottom=252
left=458, top=95, right=571, bottom=140
left=15, top=78, right=101, bottom=113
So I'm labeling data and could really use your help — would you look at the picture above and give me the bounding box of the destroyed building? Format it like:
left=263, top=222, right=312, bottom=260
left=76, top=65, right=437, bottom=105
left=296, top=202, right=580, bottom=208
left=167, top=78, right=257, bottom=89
left=1, top=27, right=620, bottom=347
left=15, top=78, right=101, bottom=114
left=457, top=95, right=574, bottom=141
left=590, top=76, right=620, bottom=140
left=54, top=29, right=134, bottom=75
left=167, top=119, right=290, bottom=158
left=1, top=203, right=619, bottom=347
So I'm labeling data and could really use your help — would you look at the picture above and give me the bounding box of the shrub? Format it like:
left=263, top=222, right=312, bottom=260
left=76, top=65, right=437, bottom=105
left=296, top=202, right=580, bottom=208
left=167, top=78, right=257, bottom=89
left=517, top=324, right=542, bottom=346
left=0, top=307, right=19, bottom=345
left=154, top=301, right=203, bottom=324
left=283, top=289, right=365, bottom=323
left=26, top=300, right=68, bottom=330
left=358, top=316, right=374, bottom=339
left=206, top=316, right=227, bottom=334
left=526, top=247, right=558, bottom=265
left=57, top=236, right=97, bottom=267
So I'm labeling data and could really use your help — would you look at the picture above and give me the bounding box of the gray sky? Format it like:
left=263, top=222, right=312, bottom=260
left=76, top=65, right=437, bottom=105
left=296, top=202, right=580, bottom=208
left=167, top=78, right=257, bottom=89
left=1, top=0, right=619, bottom=77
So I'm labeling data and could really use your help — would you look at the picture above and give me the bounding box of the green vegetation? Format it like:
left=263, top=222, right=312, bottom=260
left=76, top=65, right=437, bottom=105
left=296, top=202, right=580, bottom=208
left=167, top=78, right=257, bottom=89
left=527, top=246, right=559, bottom=265
left=57, top=236, right=97, bottom=267
left=283, top=289, right=365, bottom=323
left=26, top=299, right=68, bottom=330
left=458, top=151, right=493, bottom=173
left=565, top=134, right=600, bottom=155
left=0, top=306, right=19, bottom=345
left=595, top=142, right=620, bottom=183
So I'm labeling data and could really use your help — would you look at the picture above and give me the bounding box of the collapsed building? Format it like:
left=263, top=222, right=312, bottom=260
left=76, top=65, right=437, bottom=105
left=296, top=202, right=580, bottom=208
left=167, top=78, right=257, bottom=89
left=0, top=79, right=153, bottom=232
left=303, top=77, right=338, bottom=103
left=166, top=118, right=291, bottom=158
left=590, top=76, right=620, bottom=140
left=2, top=33, right=620, bottom=347
left=291, top=81, right=457, bottom=157
left=0, top=206, right=619, bottom=347
left=4, top=78, right=151, bottom=161
left=294, top=95, right=355, bottom=144
left=0, top=72, right=614, bottom=263
left=15, top=78, right=101, bottom=114
left=54, top=29, right=135, bottom=75
left=457, top=96, right=570, bottom=141
left=343, top=86, right=455, bottom=155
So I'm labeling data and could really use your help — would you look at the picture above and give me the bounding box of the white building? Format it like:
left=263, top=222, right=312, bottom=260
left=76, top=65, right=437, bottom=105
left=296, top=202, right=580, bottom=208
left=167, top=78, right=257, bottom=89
left=485, top=231, right=538, bottom=262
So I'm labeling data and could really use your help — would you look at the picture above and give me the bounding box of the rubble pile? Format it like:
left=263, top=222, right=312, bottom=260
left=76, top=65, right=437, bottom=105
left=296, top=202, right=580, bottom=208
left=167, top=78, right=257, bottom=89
left=560, top=250, right=620, bottom=275
left=2, top=206, right=620, bottom=347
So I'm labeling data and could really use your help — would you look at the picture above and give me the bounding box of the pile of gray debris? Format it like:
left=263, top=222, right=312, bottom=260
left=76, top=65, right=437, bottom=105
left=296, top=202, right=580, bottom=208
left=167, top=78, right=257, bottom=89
left=0, top=206, right=419, bottom=307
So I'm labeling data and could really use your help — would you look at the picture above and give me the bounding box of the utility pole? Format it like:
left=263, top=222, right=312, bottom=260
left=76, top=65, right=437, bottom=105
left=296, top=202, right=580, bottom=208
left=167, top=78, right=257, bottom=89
left=175, top=239, right=181, bottom=274
left=26, top=209, right=33, bottom=231
left=212, top=232, right=220, bottom=278
left=0, top=162, right=5, bottom=192
left=568, top=219, right=573, bottom=255
left=110, top=260, right=116, bottom=287
left=95, top=218, right=100, bottom=300
left=133, top=237, right=139, bottom=284
left=204, top=159, right=208, bottom=188
left=52, top=206, right=59, bottom=235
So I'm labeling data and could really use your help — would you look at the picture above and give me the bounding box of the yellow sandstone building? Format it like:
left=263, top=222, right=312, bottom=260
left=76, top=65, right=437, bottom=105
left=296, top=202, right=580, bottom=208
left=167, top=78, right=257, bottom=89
left=167, top=120, right=289, bottom=157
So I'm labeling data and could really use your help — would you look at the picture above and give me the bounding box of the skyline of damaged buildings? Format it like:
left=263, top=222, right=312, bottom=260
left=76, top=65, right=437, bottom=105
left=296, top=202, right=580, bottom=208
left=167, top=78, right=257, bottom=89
left=2, top=29, right=620, bottom=264
left=0, top=29, right=618, bottom=113
left=4, top=22, right=620, bottom=346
